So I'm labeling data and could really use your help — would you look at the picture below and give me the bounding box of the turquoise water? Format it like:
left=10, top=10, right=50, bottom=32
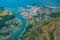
left=0, top=0, right=60, bottom=40
left=0, top=0, right=60, bottom=8
left=6, top=8, right=26, bottom=40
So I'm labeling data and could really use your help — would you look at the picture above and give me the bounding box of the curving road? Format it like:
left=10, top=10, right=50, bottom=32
left=6, top=8, right=27, bottom=40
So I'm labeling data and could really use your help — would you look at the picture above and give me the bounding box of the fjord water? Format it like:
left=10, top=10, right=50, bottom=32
left=0, top=0, right=60, bottom=40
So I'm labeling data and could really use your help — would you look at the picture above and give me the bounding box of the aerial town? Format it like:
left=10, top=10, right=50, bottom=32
left=0, top=5, right=60, bottom=40
left=18, top=5, right=60, bottom=40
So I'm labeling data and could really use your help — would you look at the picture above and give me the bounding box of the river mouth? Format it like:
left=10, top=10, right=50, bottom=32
left=0, top=0, right=60, bottom=40
left=4, top=8, right=27, bottom=40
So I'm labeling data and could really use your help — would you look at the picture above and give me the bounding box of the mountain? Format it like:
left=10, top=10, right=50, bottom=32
left=25, top=18, right=60, bottom=40
left=18, top=5, right=60, bottom=40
